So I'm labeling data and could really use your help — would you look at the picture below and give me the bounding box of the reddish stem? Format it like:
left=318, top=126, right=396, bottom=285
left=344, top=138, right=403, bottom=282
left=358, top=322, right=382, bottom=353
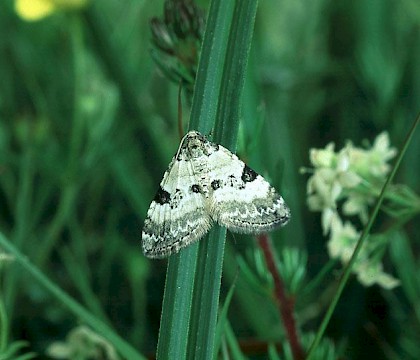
left=257, top=234, right=305, bottom=360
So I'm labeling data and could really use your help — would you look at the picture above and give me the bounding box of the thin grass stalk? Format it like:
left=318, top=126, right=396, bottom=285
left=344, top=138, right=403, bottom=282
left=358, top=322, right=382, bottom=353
left=4, top=140, right=34, bottom=316
left=35, top=17, right=84, bottom=268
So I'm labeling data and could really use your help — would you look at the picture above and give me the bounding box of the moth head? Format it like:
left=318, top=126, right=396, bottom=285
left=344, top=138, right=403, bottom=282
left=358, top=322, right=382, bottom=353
left=183, top=131, right=207, bottom=158
left=184, top=130, right=206, bottom=143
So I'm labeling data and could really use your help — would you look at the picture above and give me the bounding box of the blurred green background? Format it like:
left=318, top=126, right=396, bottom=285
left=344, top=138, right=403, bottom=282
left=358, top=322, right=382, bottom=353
left=0, top=0, right=419, bottom=359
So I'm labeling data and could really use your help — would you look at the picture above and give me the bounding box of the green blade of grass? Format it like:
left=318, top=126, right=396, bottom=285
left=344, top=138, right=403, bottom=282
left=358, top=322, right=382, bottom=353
left=156, top=244, right=199, bottom=360
left=306, top=112, right=420, bottom=359
left=3, top=140, right=34, bottom=316
left=213, top=0, right=260, bottom=146
left=214, top=278, right=237, bottom=357
left=188, top=0, right=260, bottom=359
left=189, top=0, right=236, bottom=133
left=389, top=230, right=420, bottom=322
left=0, top=232, right=145, bottom=360
left=156, top=0, right=236, bottom=359
left=187, top=226, right=227, bottom=358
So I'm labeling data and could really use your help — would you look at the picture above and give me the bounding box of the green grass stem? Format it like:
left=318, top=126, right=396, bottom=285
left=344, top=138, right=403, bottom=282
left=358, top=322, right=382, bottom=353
left=156, top=0, right=236, bottom=359
left=0, top=232, right=145, bottom=360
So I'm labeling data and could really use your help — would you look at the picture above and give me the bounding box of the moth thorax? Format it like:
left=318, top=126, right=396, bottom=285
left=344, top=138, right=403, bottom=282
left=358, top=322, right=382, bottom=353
left=187, top=143, right=205, bottom=158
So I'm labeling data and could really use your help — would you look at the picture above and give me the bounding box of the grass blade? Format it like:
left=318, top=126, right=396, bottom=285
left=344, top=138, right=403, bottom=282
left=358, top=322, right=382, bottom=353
left=188, top=0, right=259, bottom=359
left=156, top=0, right=236, bottom=358
left=0, top=232, right=145, bottom=360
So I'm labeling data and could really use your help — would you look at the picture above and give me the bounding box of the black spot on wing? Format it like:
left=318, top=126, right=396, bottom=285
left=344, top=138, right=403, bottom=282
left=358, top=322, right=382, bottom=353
left=211, top=179, right=221, bottom=190
left=154, top=186, right=171, bottom=205
left=241, top=164, right=257, bottom=183
left=191, top=184, right=201, bottom=193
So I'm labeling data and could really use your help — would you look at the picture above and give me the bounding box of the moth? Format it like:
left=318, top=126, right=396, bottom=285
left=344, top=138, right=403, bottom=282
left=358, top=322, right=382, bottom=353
left=142, top=131, right=290, bottom=258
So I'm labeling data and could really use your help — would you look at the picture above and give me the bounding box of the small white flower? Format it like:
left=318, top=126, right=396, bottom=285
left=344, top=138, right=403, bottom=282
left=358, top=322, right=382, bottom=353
left=307, top=145, right=362, bottom=233
left=373, top=132, right=397, bottom=162
left=336, top=146, right=362, bottom=187
left=355, top=261, right=400, bottom=289
left=309, top=143, right=335, bottom=168
left=327, top=214, right=360, bottom=261
left=342, top=193, right=372, bottom=223
left=321, top=207, right=336, bottom=235
left=306, top=168, right=337, bottom=211
left=348, top=132, right=396, bottom=181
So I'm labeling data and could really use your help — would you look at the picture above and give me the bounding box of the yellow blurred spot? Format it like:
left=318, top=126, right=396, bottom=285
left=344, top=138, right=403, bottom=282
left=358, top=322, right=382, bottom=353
left=15, top=0, right=88, bottom=21
left=15, top=0, right=57, bottom=21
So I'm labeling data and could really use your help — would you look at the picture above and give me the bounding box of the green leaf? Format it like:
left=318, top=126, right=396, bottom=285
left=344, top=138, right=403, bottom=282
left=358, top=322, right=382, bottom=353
left=213, top=284, right=234, bottom=356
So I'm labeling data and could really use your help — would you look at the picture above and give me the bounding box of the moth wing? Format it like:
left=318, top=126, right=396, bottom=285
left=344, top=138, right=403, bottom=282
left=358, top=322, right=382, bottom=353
left=208, top=145, right=290, bottom=233
left=142, top=157, right=212, bottom=259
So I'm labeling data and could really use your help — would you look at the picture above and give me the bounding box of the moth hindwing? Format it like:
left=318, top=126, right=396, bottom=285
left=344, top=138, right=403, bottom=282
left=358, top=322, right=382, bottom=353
left=142, top=130, right=290, bottom=258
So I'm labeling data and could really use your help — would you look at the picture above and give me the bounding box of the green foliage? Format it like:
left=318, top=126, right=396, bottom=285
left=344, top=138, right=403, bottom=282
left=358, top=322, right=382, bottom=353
left=0, top=340, right=36, bottom=360
left=0, top=0, right=419, bottom=359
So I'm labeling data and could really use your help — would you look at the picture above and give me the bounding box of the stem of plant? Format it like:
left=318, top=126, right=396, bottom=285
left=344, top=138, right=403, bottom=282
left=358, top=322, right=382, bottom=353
left=257, top=234, right=305, bottom=360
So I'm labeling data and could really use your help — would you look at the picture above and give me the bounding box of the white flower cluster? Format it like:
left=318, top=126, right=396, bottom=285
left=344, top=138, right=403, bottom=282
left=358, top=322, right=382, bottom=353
left=46, top=325, right=120, bottom=360
left=303, top=132, right=399, bottom=289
